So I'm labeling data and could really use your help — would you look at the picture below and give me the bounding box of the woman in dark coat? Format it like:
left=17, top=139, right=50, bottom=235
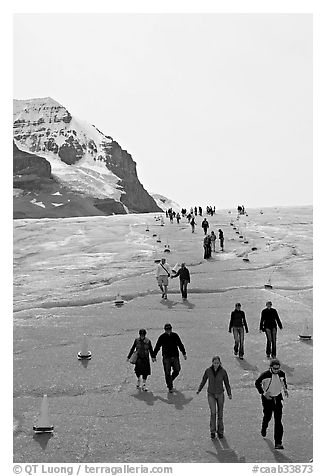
left=127, top=329, right=155, bottom=391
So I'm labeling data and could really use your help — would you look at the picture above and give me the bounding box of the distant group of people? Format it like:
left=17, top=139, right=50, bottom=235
left=202, top=226, right=224, bottom=259
left=206, top=205, right=215, bottom=216
left=127, top=299, right=287, bottom=449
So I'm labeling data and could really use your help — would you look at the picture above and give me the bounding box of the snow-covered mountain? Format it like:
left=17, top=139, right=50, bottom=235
left=151, top=193, right=181, bottom=212
left=13, top=97, right=162, bottom=218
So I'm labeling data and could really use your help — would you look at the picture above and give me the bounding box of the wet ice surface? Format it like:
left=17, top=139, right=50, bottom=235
left=13, top=206, right=313, bottom=463
left=13, top=206, right=312, bottom=314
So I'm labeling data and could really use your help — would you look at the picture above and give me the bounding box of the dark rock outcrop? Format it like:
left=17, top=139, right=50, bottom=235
left=13, top=141, right=52, bottom=179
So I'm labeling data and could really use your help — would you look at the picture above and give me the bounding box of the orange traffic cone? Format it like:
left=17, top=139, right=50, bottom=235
left=299, top=319, right=312, bottom=340
left=172, top=262, right=180, bottom=274
left=114, top=293, right=124, bottom=307
left=243, top=252, right=250, bottom=262
left=33, top=395, right=54, bottom=433
left=78, top=333, right=92, bottom=360
left=264, top=276, right=273, bottom=289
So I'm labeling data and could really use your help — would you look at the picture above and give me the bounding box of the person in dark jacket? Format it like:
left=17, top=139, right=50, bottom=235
left=196, top=356, right=232, bottom=439
left=210, top=230, right=217, bottom=252
left=153, top=323, right=187, bottom=393
left=202, top=218, right=209, bottom=234
left=190, top=216, right=196, bottom=233
left=218, top=229, right=224, bottom=251
left=171, top=262, right=191, bottom=300
left=229, top=303, right=249, bottom=359
left=127, top=329, right=155, bottom=391
left=260, top=301, right=283, bottom=358
left=203, top=234, right=212, bottom=259
left=255, top=359, right=288, bottom=450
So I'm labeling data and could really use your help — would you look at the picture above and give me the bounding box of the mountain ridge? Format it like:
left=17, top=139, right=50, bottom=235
left=13, top=97, right=162, bottom=218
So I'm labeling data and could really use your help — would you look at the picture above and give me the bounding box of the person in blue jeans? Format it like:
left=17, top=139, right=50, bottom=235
left=196, top=356, right=232, bottom=439
left=260, top=301, right=283, bottom=358
left=228, top=303, right=249, bottom=359
left=153, top=323, right=187, bottom=393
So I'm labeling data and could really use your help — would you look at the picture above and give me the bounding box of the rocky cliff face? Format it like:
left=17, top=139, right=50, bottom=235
left=13, top=97, right=162, bottom=217
left=13, top=141, right=52, bottom=179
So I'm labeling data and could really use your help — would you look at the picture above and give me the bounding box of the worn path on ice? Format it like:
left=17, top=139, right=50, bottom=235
left=13, top=209, right=313, bottom=463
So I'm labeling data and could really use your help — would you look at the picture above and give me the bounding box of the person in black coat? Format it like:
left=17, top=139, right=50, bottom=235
left=228, top=303, right=249, bottom=359
left=127, top=329, right=155, bottom=391
left=203, top=234, right=212, bottom=259
left=153, top=323, right=187, bottom=393
left=255, top=359, right=288, bottom=449
left=218, top=229, right=224, bottom=251
left=259, top=301, right=283, bottom=358
left=202, top=218, right=209, bottom=234
left=171, top=262, right=191, bottom=299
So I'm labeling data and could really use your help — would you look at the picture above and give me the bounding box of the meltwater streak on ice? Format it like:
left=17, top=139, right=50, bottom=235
left=13, top=207, right=312, bottom=314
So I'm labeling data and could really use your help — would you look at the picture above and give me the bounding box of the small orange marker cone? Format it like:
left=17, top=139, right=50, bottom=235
left=264, top=276, right=273, bottom=289
left=33, top=395, right=54, bottom=433
left=78, top=333, right=92, bottom=360
left=172, top=262, right=180, bottom=274
left=243, top=252, right=250, bottom=262
left=299, top=319, right=312, bottom=340
left=114, top=293, right=124, bottom=307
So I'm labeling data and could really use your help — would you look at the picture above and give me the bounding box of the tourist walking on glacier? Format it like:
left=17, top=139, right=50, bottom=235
left=228, top=303, right=249, bottom=359
left=196, top=356, right=232, bottom=439
left=218, top=229, right=224, bottom=251
left=190, top=216, right=196, bottom=233
left=255, top=358, right=288, bottom=450
left=153, top=323, right=187, bottom=393
left=127, top=329, right=155, bottom=391
left=202, top=218, right=209, bottom=234
left=176, top=212, right=181, bottom=224
left=156, top=257, right=171, bottom=299
left=203, top=234, right=212, bottom=259
left=171, top=262, right=191, bottom=300
left=210, top=230, right=217, bottom=252
left=259, top=301, right=283, bottom=358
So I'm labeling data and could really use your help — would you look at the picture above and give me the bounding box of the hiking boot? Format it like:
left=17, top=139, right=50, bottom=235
left=168, top=387, right=174, bottom=393
left=261, top=428, right=267, bottom=437
left=142, top=384, right=148, bottom=392
left=217, top=433, right=224, bottom=439
left=210, top=432, right=216, bottom=439
left=239, top=356, right=244, bottom=360
left=275, top=444, right=284, bottom=450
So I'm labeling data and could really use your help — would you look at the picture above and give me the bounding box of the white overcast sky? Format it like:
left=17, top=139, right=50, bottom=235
left=13, top=11, right=312, bottom=209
